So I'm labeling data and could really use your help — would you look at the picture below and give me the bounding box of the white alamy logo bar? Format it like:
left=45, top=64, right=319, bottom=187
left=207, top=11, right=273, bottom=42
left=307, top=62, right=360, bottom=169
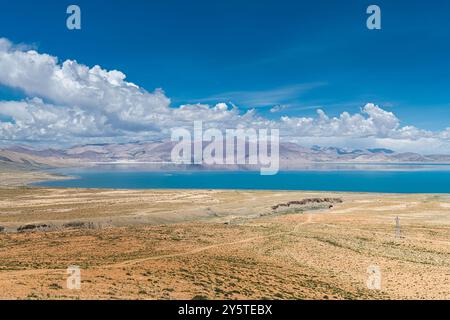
left=171, top=121, right=279, bottom=175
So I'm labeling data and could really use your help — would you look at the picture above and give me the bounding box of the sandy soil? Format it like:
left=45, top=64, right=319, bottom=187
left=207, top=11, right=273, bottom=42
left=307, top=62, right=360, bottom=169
left=0, top=168, right=68, bottom=187
left=0, top=186, right=448, bottom=300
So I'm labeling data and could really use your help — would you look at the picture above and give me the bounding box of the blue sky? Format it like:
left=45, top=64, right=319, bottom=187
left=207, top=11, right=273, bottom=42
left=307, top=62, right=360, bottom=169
left=0, top=0, right=450, bottom=152
left=1, top=0, right=450, bottom=128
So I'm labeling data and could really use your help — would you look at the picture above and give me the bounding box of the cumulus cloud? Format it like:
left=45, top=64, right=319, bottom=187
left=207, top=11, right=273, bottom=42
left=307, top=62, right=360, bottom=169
left=0, top=38, right=449, bottom=153
left=0, top=38, right=170, bottom=129
left=280, top=104, right=402, bottom=138
left=0, top=98, right=114, bottom=142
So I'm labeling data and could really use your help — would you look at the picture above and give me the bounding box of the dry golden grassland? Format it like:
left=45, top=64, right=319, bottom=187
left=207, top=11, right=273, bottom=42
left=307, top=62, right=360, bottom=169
left=0, top=186, right=448, bottom=300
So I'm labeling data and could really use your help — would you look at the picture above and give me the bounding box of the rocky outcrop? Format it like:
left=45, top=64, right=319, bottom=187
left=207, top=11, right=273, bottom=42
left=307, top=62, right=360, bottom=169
left=63, top=221, right=95, bottom=229
left=272, top=198, right=343, bottom=212
left=17, top=223, right=52, bottom=232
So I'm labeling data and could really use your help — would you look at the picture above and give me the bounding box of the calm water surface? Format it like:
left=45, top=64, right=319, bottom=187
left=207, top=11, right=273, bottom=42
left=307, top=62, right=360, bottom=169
left=35, top=165, right=450, bottom=193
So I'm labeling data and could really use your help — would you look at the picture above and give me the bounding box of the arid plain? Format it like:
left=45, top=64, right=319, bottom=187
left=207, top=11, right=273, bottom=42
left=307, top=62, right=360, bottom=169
left=0, top=169, right=448, bottom=300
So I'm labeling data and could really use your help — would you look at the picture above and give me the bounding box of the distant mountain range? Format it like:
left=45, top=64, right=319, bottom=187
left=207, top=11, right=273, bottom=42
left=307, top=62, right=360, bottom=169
left=2, top=141, right=450, bottom=171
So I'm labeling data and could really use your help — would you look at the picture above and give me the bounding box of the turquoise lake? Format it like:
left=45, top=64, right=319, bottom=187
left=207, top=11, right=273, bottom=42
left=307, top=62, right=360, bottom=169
left=36, top=165, right=450, bottom=193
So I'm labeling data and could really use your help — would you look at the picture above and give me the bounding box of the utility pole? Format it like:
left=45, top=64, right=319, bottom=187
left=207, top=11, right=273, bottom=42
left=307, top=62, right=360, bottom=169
left=395, top=216, right=401, bottom=239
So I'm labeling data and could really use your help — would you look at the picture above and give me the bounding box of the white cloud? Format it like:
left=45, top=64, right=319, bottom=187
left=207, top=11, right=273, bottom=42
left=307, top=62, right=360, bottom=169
left=0, top=38, right=450, bottom=153
left=0, top=98, right=114, bottom=142
left=270, top=105, right=288, bottom=113
left=0, top=38, right=171, bottom=129
left=280, top=104, right=401, bottom=138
